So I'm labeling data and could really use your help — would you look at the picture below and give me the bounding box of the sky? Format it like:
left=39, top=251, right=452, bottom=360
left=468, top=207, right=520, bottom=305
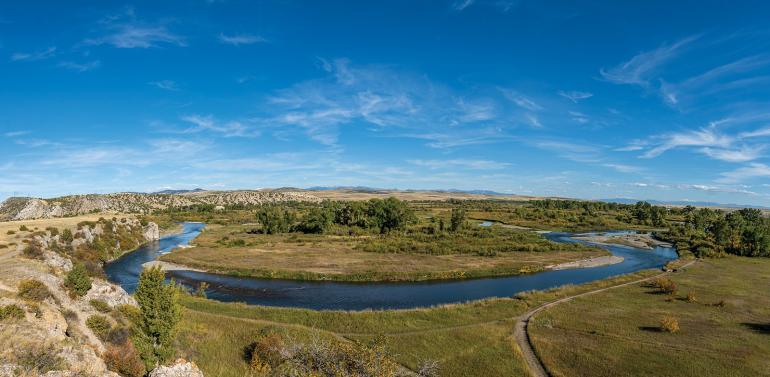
left=2, top=1, right=770, bottom=205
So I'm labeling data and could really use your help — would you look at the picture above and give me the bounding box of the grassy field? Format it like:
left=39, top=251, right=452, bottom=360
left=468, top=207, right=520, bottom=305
left=173, top=270, right=660, bottom=377
left=159, top=223, right=607, bottom=281
left=529, top=256, right=770, bottom=377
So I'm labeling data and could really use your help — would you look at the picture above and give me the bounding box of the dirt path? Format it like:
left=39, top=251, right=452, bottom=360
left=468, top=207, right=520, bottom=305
left=513, top=259, right=696, bottom=377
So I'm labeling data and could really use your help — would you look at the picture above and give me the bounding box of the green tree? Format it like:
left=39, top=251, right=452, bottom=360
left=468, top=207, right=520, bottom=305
left=297, top=206, right=334, bottom=234
left=133, top=267, right=181, bottom=369
left=255, top=206, right=294, bottom=234
left=449, top=208, right=466, bottom=232
left=65, top=263, right=92, bottom=296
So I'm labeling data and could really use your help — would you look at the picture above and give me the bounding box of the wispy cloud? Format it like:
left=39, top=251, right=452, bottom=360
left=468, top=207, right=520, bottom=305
left=500, top=89, right=542, bottom=111
left=558, top=90, right=593, bottom=103
left=452, top=0, right=475, bottom=11
left=4, top=131, right=30, bottom=138
left=599, top=35, right=698, bottom=87
left=569, top=111, right=589, bottom=124
left=603, top=163, right=642, bottom=173
left=719, top=163, right=770, bottom=183
left=58, top=60, right=101, bottom=72
left=181, top=114, right=257, bottom=138
left=149, top=80, right=179, bottom=91
left=84, top=10, right=185, bottom=49
left=11, top=47, right=56, bottom=61
left=218, top=33, right=267, bottom=46
left=408, top=159, right=511, bottom=170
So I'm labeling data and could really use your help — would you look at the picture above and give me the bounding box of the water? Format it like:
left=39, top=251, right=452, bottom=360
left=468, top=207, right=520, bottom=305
left=105, top=222, right=677, bottom=310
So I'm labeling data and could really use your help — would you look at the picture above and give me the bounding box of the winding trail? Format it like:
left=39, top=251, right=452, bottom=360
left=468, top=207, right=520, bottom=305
left=513, top=259, right=697, bottom=377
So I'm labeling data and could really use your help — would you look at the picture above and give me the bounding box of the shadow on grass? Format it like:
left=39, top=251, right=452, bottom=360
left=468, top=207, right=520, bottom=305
left=742, top=323, right=770, bottom=334
left=638, top=326, right=662, bottom=333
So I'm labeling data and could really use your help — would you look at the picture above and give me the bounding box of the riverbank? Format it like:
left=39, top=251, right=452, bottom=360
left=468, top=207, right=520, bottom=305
left=545, top=255, right=624, bottom=270
left=573, top=232, right=672, bottom=249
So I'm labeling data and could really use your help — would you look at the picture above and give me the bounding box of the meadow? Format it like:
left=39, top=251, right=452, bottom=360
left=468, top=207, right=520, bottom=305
left=528, top=256, right=770, bottom=376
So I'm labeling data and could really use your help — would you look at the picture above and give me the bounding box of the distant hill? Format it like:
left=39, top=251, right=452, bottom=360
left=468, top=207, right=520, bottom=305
left=152, top=188, right=206, bottom=195
left=600, top=198, right=769, bottom=209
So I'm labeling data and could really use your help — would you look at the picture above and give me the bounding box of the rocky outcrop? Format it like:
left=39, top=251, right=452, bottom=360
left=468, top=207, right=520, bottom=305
left=149, top=359, right=204, bottom=377
left=0, top=190, right=321, bottom=221
left=144, top=222, right=160, bottom=241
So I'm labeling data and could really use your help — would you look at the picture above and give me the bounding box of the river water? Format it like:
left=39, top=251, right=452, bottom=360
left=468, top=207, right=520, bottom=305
left=105, top=222, right=677, bottom=310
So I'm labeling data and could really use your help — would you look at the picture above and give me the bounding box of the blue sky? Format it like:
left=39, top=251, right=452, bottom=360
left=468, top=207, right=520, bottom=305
left=2, top=1, right=770, bottom=205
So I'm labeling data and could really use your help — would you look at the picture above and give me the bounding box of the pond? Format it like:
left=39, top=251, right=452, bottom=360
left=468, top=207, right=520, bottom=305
left=105, top=222, right=677, bottom=310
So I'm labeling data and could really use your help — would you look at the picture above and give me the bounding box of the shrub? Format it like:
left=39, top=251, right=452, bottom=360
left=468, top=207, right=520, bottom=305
left=22, top=242, right=45, bottom=260
left=104, top=341, right=146, bottom=377
left=65, top=263, right=92, bottom=296
left=17, top=279, right=52, bottom=301
left=106, top=326, right=131, bottom=345
left=13, top=344, right=64, bottom=374
left=194, top=282, right=209, bottom=298
left=90, top=299, right=112, bottom=313
left=660, top=316, right=680, bottom=333
left=19, top=225, right=29, bottom=231
left=86, top=314, right=112, bottom=340
left=648, top=277, right=677, bottom=295
left=134, top=266, right=182, bottom=368
left=27, top=303, right=43, bottom=318
left=6, top=230, right=15, bottom=235
left=686, top=291, right=697, bottom=303
left=250, top=332, right=285, bottom=369
left=61, top=228, right=74, bottom=243
left=46, top=227, right=59, bottom=236
left=0, top=304, right=26, bottom=321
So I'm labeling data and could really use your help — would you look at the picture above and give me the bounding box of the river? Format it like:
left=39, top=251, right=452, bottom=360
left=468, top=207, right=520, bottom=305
left=105, top=222, right=677, bottom=310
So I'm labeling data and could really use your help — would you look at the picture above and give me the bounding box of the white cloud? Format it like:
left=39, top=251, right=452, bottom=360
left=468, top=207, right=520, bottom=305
left=525, top=114, right=542, bottom=128
left=452, top=0, right=475, bottom=11
left=4, top=131, right=29, bottom=138
left=569, top=111, right=589, bottom=124
left=603, top=163, right=642, bottom=173
left=558, top=90, right=593, bottom=103
left=599, top=35, right=698, bottom=87
left=719, top=163, right=770, bottom=183
left=11, top=47, right=56, bottom=61
left=500, top=89, right=542, bottom=111
left=84, top=11, right=185, bottom=49
left=149, top=80, right=179, bottom=91
left=58, top=60, right=101, bottom=72
left=408, top=159, right=511, bottom=170
left=181, top=114, right=257, bottom=138
left=700, top=146, right=764, bottom=163
left=642, top=127, right=733, bottom=158
left=219, top=33, right=267, bottom=46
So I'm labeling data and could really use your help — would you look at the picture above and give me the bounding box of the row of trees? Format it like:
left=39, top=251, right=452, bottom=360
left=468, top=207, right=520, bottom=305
left=662, top=207, right=770, bottom=257
left=255, top=198, right=417, bottom=235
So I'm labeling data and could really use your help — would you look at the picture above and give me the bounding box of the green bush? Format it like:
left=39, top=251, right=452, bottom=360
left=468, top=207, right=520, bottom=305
left=65, top=263, right=92, bottom=296
left=134, top=266, right=182, bottom=368
left=17, top=279, right=52, bottom=301
left=90, top=299, right=112, bottom=313
left=22, top=242, right=45, bottom=260
left=86, top=314, right=112, bottom=340
left=19, top=225, right=29, bottom=231
left=0, top=304, right=25, bottom=321
left=6, top=230, right=15, bottom=235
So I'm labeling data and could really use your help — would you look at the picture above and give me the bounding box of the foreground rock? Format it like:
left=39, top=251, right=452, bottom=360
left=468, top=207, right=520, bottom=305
left=149, top=359, right=204, bottom=377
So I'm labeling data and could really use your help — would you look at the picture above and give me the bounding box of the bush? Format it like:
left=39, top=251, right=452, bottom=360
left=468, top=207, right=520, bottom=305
left=6, top=230, right=15, bottom=235
left=134, top=266, right=182, bottom=368
left=19, top=225, right=29, bottom=231
left=686, top=291, right=697, bottom=303
left=17, top=279, right=52, bottom=301
left=648, top=277, right=677, bottom=295
left=104, top=341, right=146, bottom=377
left=61, top=228, right=74, bottom=243
left=13, top=344, right=64, bottom=374
left=249, top=332, right=285, bottom=369
left=660, top=316, right=680, bottom=333
left=90, top=299, right=112, bottom=313
left=65, top=263, right=92, bottom=296
left=0, top=304, right=26, bottom=321
left=22, top=242, right=45, bottom=260
left=86, top=314, right=112, bottom=340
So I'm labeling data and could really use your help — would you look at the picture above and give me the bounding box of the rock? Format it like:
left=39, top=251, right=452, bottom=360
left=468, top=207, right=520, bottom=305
left=84, top=279, right=137, bottom=307
left=149, top=359, right=204, bottom=377
left=44, top=250, right=73, bottom=272
left=144, top=222, right=160, bottom=241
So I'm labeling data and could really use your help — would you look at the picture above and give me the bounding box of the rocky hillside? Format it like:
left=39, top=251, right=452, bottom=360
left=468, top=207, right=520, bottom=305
left=0, top=190, right=321, bottom=221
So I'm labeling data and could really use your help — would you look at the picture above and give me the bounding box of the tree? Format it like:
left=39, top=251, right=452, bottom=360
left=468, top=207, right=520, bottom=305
left=366, top=198, right=415, bottom=234
left=255, top=206, right=295, bottom=234
left=133, top=266, right=181, bottom=369
left=65, top=263, right=92, bottom=296
left=297, top=207, right=334, bottom=234
left=449, top=208, right=466, bottom=232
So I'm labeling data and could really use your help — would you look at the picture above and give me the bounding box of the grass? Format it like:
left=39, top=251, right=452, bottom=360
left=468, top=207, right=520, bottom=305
left=174, top=270, right=659, bottom=377
left=528, top=256, right=770, bottom=377
left=159, top=223, right=607, bottom=282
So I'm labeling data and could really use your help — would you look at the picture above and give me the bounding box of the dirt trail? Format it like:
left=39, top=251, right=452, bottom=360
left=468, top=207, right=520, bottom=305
left=513, top=259, right=697, bottom=377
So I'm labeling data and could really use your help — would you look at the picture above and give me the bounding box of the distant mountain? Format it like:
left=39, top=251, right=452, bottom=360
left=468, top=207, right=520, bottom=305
left=152, top=188, right=206, bottom=195
left=307, top=186, right=509, bottom=196
left=600, top=198, right=769, bottom=209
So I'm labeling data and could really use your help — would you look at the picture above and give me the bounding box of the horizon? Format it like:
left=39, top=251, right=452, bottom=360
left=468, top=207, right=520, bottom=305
left=3, top=1, right=770, bottom=205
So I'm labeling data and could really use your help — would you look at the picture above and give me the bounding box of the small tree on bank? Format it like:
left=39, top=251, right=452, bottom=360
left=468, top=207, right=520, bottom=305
left=449, top=208, right=466, bottom=232
left=133, top=266, right=181, bottom=369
